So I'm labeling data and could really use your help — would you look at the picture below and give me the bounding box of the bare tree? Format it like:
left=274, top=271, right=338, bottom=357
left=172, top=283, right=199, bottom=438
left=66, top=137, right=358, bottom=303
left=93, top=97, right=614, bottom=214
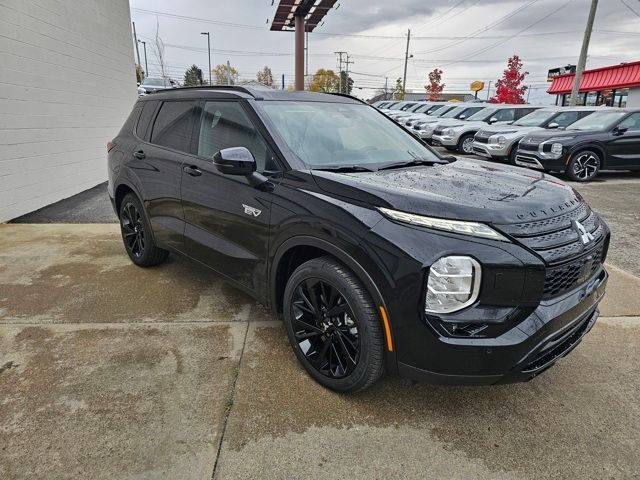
left=152, top=18, right=166, bottom=79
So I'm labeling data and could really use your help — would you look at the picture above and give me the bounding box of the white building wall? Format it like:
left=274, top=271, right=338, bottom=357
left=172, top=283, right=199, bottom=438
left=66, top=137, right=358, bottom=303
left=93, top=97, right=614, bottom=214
left=627, top=87, right=640, bottom=108
left=0, top=0, right=137, bottom=222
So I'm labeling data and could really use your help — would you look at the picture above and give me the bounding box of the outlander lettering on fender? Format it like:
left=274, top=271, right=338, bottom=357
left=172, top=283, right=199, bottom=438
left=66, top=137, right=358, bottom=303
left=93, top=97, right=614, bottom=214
left=108, top=86, right=610, bottom=392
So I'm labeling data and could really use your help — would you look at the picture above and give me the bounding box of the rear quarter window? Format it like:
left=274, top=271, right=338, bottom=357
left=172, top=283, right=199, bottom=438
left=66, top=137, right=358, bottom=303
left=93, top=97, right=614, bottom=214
left=118, top=103, right=142, bottom=136
left=136, top=100, right=159, bottom=141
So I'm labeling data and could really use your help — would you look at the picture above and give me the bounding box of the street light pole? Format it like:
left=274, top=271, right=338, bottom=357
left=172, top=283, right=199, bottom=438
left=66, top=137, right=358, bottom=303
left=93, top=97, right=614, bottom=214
left=201, top=32, right=212, bottom=85
left=402, top=29, right=411, bottom=100
left=137, top=40, right=148, bottom=78
left=569, top=0, right=598, bottom=106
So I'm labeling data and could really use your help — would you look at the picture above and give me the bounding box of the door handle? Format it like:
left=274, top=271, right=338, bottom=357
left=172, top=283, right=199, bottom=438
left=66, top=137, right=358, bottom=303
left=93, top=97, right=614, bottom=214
left=133, top=150, right=145, bottom=159
left=183, top=165, right=202, bottom=177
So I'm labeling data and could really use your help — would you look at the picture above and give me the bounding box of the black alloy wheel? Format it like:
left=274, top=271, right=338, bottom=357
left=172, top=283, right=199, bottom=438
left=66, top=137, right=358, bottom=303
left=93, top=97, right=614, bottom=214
left=119, top=193, right=169, bottom=267
left=291, top=278, right=361, bottom=379
left=121, top=201, right=145, bottom=258
left=283, top=257, right=384, bottom=392
left=566, top=150, right=601, bottom=182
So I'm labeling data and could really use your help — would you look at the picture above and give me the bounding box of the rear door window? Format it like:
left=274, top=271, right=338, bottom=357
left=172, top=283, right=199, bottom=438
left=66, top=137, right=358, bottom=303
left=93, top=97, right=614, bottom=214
left=150, top=101, right=196, bottom=152
left=492, top=109, right=515, bottom=122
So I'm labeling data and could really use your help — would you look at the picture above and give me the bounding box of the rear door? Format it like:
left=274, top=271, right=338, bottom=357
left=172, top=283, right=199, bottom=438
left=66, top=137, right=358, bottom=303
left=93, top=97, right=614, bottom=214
left=181, top=99, right=279, bottom=296
left=133, top=100, right=197, bottom=250
left=605, top=113, right=640, bottom=168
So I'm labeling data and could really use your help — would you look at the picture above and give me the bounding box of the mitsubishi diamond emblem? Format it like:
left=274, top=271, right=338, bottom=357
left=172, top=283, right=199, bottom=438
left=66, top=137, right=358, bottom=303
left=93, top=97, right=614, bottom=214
left=573, top=220, right=594, bottom=245
left=242, top=204, right=262, bottom=217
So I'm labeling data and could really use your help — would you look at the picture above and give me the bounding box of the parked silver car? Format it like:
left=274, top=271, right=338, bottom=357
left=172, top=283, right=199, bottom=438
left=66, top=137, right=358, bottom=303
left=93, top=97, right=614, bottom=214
left=411, top=104, right=487, bottom=142
left=431, top=105, right=542, bottom=154
left=472, top=106, right=604, bottom=163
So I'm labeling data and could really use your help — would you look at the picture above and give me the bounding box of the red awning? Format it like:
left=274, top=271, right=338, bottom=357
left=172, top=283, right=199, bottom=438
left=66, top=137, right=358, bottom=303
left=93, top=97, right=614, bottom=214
left=547, top=61, right=640, bottom=94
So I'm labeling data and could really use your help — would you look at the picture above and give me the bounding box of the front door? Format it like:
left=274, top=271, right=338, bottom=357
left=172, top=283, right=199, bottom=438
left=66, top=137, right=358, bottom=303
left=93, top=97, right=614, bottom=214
left=606, top=113, right=640, bottom=168
left=181, top=100, right=279, bottom=297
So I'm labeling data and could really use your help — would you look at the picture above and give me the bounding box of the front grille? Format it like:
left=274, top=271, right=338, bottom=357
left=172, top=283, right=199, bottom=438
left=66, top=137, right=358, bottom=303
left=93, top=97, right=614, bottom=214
left=496, top=202, right=608, bottom=299
left=518, top=142, right=538, bottom=152
left=475, top=135, right=490, bottom=144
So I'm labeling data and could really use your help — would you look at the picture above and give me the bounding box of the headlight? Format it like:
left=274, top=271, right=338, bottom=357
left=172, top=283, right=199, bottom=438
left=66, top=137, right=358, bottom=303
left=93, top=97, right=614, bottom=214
left=377, top=207, right=509, bottom=241
left=551, top=143, right=563, bottom=155
left=444, top=128, right=455, bottom=137
left=425, top=256, right=481, bottom=313
left=497, top=136, right=507, bottom=146
left=423, top=125, right=433, bottom=133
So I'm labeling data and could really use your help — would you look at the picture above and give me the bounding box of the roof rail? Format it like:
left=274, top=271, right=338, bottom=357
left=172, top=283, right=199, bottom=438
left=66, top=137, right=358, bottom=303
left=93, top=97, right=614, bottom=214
left=168, top=85, right=259, bottom=97
left=328, top=92, right=368, bottom=105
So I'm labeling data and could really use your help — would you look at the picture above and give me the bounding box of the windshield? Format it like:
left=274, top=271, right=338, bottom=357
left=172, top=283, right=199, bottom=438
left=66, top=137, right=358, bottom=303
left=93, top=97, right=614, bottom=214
left=399, top=103, right=417, bottom=111
left=142, top=78, right=168, bottom=87
left=514, top=110, right=557, bottom=126
left=410, top=104, right=432, bottom=114
left=261, top=101, right=440, bottom=169
left=466, top=107, right=497, bottom=121
left=405, top=103, right=426, bottom=113
left=426, top=105, right=446, bottom=115
left=568, top=111, right=628, bottom=131
left=434, top=106, right=456, bottom=117
left=440, top=106, right=466, bottom=118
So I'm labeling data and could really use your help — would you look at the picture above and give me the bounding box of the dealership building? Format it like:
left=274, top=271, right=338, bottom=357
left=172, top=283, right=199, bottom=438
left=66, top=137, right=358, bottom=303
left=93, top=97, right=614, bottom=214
left=0, top=0, right=136, bottom=222
left=548, top=61, right=640, bottom=108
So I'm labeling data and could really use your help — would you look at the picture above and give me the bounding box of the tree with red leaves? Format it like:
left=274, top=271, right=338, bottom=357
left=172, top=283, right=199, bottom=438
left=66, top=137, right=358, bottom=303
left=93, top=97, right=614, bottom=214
left=490, top=55, right=529, bottom=104
left=425, top=68, right=445, bottom=101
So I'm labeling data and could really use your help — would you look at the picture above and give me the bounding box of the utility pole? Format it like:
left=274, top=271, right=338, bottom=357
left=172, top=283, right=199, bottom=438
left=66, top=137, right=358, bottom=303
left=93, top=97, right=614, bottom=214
left=334, top=51, right=346, bottom=93
left=344, top=54, right=354, bottom=94
left=402, top=29, right=411, bottom=100
left=384, top=77, right=389, bottom=100
left=294, top=14, right=305, bottom=90
left=138, top=40, right=148, bottom=78
left=226, top=60, right=232, bottom=85
left=282, top=74, right=285, bottom=90
left=201, top=32, right=212, bottom=85
left=486, top=80, right=492, bottom=100
left=132, top=22, right=141, bottom=70
left=569, top=0, right=598, bottom=106
left=305, top=31, right=309, bottom=77
left=527, top=85, right=532, bottom=102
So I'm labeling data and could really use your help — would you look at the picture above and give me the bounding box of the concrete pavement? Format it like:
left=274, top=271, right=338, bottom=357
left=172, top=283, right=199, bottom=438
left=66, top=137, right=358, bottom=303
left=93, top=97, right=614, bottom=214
left=1, top=224, right=640, bottom=479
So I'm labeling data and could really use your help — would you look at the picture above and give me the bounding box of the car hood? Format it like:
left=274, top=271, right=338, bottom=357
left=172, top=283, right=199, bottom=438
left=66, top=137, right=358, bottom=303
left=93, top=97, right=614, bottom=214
left=311, top=159, right=581, bottom=224
left=521, top=128, right=600, bottom=143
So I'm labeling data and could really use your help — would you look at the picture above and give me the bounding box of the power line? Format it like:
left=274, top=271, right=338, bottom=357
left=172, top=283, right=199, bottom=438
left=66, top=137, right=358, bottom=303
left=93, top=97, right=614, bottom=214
left=618, top=0, right=640, bottom=17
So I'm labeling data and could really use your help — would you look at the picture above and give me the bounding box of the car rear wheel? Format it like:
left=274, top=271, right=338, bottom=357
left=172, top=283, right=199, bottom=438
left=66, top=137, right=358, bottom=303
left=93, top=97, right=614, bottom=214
left=566, top=150, right=601, bottom=182
left=457, top=133, right=475, bottom=154
left=119, top=193, right=169, bottom=267
left=283, top=257, right=384, bottom=393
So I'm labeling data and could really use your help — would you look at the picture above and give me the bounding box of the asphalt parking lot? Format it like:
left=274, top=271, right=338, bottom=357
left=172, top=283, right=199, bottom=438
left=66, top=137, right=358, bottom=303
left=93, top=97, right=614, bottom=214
left=2, top=160, right=640, bottom=479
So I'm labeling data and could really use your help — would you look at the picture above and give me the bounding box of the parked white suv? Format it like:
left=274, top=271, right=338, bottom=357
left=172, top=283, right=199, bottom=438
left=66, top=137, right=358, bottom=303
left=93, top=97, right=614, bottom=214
left=411, top=104, right=487, bottom=143
left=431, top=105, right=541, bottom=154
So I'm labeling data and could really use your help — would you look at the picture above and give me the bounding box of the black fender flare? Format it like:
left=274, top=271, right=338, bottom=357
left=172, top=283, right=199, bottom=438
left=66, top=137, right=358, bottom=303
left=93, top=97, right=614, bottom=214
left=270, top=235, right=398, bottom=372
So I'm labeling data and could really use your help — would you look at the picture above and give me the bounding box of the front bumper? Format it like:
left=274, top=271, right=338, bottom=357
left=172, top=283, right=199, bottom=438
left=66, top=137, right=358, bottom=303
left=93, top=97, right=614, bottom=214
left=472, top=140, right=510, bottom=159
left=431, top=134, right=458, bottom=147
left=398, top=267, right=607, bottom=385
left=514, top=150, right=567, bottom=171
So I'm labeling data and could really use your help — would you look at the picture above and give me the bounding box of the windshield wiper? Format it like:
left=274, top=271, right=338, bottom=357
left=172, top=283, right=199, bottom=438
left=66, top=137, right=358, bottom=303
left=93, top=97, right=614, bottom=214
left=377, top=158, right=448, bottom=171
left=314, top=165, right=376, bottom=172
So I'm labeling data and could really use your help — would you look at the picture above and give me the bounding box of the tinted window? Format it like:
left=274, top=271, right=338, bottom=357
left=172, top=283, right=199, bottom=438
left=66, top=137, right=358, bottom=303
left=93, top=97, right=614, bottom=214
left=151, top=101, right=196, bottom=152
left=136, top=100, right=158, bottom=140
left=119, top=104, right=142, bottom=136
left=551, top=110, right=581, bottom=127
left=493, top=109, right=516, bottom=122
left=618, top=113, right=640, bottom=132
left=513, top=108, right=536, bottom=120
left=198, top=101, right=272, bottom=171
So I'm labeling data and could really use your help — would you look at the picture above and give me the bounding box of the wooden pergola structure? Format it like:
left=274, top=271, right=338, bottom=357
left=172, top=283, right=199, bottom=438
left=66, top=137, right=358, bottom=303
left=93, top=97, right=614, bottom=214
left=270, top=0, right=338, bottom=90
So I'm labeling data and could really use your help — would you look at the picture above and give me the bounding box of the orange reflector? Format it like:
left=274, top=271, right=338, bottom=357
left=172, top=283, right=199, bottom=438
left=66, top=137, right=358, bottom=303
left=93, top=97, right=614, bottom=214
left=378, top=306, right=394, bottom=352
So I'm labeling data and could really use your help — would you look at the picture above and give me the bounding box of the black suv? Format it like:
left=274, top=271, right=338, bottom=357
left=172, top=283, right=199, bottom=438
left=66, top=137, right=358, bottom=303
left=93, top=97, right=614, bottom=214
left=515, top=109, right=640, bottom=181
left=108, top=87, right=609, bottom=392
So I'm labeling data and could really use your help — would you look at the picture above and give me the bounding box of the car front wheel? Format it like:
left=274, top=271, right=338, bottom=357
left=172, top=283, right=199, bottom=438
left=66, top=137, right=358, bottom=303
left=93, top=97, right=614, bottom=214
left=283, top=257, right=384, bottom=393
left=457, top=133, right=475, bottom=154
left=566, top=150, right=601, bottom=182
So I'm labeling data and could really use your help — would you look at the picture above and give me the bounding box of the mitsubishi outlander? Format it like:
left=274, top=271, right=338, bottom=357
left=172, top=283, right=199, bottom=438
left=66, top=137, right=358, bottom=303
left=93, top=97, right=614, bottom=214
left=108, top=87, right=609, bottom=392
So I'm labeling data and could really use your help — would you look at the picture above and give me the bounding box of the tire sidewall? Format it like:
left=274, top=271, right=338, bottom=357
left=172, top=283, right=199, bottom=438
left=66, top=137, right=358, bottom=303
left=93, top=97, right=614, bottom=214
left=567, top=149, right=601, bottom=182
left=282, top=259, right=382, bottom=392
left=458, top=133, right=475, bottom=154
left=119, top=193, right=156, bottom=266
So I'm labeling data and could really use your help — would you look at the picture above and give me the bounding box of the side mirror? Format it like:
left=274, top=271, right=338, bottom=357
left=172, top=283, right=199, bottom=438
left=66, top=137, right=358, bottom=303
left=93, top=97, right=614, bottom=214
left=547, top=122, right=559, bottom=129
left=613, top=126, right=628, bottom=136
left=459, top=114, right=466, bottom=120
left=488, top=117, right=498, bottom=124
left=213, top=147, right=256, bottom=176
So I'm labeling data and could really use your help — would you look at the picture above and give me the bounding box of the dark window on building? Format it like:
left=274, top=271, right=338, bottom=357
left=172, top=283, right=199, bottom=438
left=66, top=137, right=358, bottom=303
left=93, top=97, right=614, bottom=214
left=197, top=101, right=275, bottom=171
left=150, top=101, right=196, bottom=152
left=585, top=91, right=598, bottom=106
left=615, top=88, right=629, bottom=107
left=136, top=101, right=158, bottom=141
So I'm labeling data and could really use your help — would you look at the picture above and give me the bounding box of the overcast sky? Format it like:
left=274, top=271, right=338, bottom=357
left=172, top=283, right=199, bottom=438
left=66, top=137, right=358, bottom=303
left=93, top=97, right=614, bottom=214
left=130, top=0, right=640, bottom=103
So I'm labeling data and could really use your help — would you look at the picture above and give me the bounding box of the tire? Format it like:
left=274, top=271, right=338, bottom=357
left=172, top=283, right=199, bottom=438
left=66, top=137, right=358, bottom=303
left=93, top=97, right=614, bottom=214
left=508, top=145, right=518, bottom=165
left=457, top=133, right=475, bottom=154
left=119, top=192, right=169, bottom=267
left=566, top=149, right=601, bottom=182
left=282, top=256, right=384, bottom=393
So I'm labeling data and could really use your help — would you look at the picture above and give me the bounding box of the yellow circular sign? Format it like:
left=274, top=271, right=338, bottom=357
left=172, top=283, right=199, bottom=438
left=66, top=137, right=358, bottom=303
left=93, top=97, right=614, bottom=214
left=470, top=81, right=485, bottom=92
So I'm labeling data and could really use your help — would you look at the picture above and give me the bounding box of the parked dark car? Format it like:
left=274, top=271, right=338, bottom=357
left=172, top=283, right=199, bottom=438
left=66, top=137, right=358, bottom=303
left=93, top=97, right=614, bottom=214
left=515, top=109, right=640, bottom=181
left=108, top=87, right=609, bottom=392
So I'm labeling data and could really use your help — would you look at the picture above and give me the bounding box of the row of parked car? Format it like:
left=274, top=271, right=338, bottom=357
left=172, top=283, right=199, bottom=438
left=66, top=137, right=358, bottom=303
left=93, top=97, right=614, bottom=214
left=372, top=99, right=640, bottom=182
